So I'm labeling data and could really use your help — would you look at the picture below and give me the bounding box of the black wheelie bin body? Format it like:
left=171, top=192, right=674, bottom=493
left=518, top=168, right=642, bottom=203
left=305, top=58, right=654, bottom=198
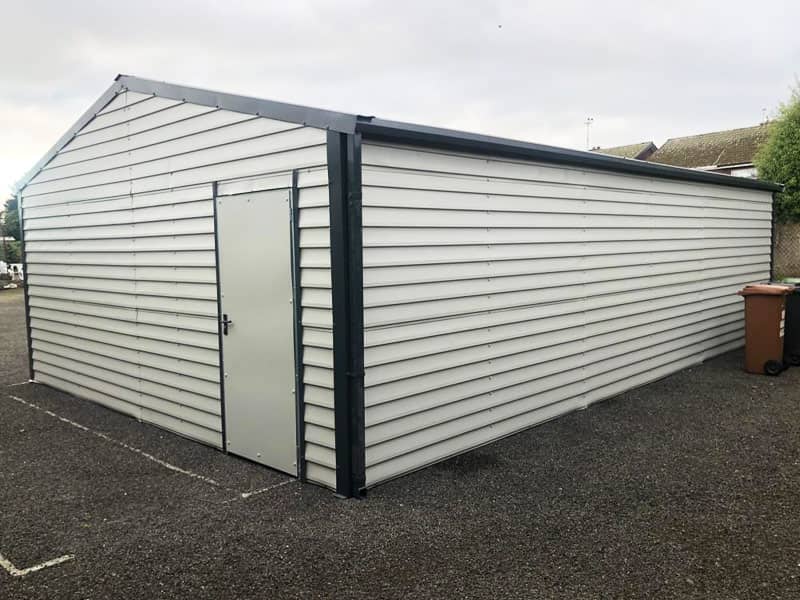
left=784, top=285, right=800, bottom=366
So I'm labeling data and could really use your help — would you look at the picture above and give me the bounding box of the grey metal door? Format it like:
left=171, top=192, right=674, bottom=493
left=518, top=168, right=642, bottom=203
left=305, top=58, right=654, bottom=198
left=216, top=188, right=297, bottom=475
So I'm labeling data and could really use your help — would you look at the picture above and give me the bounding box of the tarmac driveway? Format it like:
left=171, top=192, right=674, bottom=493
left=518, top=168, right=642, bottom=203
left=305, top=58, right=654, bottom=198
left=1, top=288, right=799, bottom=599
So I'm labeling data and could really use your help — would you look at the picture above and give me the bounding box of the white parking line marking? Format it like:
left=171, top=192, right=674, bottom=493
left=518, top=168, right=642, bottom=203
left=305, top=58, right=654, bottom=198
left=5, top=393, right=300, bottom=500
left=0, top=552, right=75, bottom=577
left=239, top=479, right=295, bottom=499
left=6, top=380, right=31, bottom=387
left=6, top=394, right=222, bottom=488
left=220, top=478, right=296, bottom=503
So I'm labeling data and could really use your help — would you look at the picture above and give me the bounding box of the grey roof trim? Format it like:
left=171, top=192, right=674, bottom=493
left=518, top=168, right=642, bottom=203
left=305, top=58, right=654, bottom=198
left=118, top=75, right=358, bottom=133
left=16, top=74, right=782, bottom=194
left=15, top=74, right=359, bottom=193
left=15, top=79, right=124, bottom=193
left=356, top=118, right=782, bottom=192
left=714, top=162, right=756, bottom=169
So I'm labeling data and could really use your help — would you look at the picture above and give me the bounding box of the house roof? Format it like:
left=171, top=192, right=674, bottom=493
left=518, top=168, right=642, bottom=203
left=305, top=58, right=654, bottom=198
left=591, top=141, right=657, bottom=160
left=15, top=75, right=781, bottom=193
left=648, top=124, right=772, bottom=169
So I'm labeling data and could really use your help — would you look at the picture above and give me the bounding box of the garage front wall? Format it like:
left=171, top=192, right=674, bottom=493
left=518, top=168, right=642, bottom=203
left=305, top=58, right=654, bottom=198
left=360, top=142, right=772, bottom=486
left=20, top=90, right=330, bottom=453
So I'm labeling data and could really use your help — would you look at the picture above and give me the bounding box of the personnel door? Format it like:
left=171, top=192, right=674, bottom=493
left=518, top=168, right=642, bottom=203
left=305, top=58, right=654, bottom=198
left=216, top=187, right=298, bottom=475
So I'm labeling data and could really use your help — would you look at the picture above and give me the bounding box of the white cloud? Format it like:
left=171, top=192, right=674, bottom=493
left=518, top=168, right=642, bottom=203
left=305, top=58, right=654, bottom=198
left=1, top=0, right=799, bottom=193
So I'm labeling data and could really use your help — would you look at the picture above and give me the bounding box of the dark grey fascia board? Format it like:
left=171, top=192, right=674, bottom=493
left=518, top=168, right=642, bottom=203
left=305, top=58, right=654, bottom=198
left=117, top=75, right=359, bottom=134
left=356, top=117, right=783, bottom=193
left=15, top=74, right=360, bottom=193
left=14, top=79, right=125, bottom=193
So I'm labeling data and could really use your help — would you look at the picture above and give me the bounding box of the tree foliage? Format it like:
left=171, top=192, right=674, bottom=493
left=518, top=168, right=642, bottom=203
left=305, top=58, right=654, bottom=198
left=0, top=239, right=20, bottom=263
left=0, top=197, right=21, bottom=263
left=1, top=196, right=20, bottom=241
left=755, top=87, right=800, bottom=223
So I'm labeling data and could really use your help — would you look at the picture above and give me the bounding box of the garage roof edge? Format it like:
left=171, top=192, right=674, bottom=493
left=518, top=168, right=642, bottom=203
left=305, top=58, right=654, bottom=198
left=355, top=118, right=783, bottom=193
left=15, top=75, right=782, bottom=194
left=14, top=74, right=360, bottom=193
left=15, top=79, right=124, bottom=193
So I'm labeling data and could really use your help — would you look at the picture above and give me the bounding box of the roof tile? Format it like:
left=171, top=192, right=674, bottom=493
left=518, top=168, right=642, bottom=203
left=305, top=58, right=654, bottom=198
left=647, top=124, right=772, bottom=168
left=592, top=141, right=657, bottom=160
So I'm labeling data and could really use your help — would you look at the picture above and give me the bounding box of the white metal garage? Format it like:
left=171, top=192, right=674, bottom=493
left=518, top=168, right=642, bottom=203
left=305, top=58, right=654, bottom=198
left=16, top=75, right=779, bottom=496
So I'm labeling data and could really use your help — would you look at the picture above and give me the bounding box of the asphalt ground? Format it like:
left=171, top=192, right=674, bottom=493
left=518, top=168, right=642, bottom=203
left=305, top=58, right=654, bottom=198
left=0, top=288, right=29, bottom=383
left=1, top=287, right=799, bottom=599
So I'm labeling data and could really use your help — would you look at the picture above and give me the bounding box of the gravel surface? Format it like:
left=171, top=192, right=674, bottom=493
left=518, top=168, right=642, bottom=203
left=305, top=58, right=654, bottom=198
left=1, top=291, right=799, bottom=599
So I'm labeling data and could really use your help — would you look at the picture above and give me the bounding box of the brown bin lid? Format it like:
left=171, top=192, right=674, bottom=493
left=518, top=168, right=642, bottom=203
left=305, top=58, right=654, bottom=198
left=737, top=283, right=794, bottom=296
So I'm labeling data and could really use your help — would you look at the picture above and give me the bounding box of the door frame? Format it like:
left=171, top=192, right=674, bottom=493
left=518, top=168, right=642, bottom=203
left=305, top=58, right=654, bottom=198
left=288, top=170, right=306, bottom=481
left=211, top=181, right=228, bottom=451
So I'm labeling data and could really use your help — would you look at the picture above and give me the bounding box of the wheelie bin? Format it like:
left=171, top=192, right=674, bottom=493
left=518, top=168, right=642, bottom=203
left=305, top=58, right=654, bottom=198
left=783, top=284, right=800, bottom=366
left=737, top=283, right=793, bottom=375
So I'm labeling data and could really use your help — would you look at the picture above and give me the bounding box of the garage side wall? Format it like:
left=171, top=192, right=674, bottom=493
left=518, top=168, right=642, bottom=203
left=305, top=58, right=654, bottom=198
left=296, top=174, right=337, bottom=488
left=360, top=142, right=773, bottom=486
left=20, top=90, right=330, bottom=455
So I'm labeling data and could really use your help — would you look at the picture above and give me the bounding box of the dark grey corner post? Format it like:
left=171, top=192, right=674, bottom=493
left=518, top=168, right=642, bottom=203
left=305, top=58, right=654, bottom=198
left=16, top=193, right=34, bottom=381
left=326, top=131, right=366, bottom=498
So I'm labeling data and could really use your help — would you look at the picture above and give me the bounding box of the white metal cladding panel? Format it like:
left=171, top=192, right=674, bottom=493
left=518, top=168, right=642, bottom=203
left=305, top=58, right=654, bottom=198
left=21, top=90, right=330, bottom=452
left=360, top=142, right=773, bottom=486
left=23, top=185, right=223, bottom=446
left=297, top=178, right=336, bottom=489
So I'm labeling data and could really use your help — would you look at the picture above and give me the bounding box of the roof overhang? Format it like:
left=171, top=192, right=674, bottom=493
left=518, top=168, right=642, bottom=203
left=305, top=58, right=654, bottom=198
left=356, top=118, right=782, bottom=192
left=714, top=162, right=756, bottom=170
left=15, top=74, right=360, bottom=193
left=15, top=75, right=783, bottom=194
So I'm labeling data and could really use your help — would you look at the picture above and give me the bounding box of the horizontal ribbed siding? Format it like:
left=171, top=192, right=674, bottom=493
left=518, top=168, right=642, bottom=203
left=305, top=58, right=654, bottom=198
left=21, top=90, right=328, bottom=449
left=297, top=174, right=336, bottom=489
left=23, top=184, right=222, bottom=445
left=215, top=167, right=336, bottom=488
left=361, top=142, right=772, bottom=486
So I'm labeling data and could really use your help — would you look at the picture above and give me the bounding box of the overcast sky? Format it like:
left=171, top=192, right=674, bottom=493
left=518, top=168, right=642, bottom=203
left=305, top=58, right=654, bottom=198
left=2, top=0, right=798, bottom=194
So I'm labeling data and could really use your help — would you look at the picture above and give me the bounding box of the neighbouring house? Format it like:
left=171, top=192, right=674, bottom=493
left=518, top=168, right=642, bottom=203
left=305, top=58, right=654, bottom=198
left=591, top=141, right=658, bottom=161
left=647, top=124, right=772, bottom=178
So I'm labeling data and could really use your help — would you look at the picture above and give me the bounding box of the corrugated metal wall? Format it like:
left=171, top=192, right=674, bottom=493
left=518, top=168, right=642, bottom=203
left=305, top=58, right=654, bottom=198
left=296, top=175, right=337, bottom=488
left=20, top=90, right=332, bottom=462
left=360, top=142, right=773, bottom=486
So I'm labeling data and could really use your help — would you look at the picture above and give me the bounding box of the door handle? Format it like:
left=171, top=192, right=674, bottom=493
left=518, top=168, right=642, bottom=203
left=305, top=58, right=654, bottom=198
left=221, top=313, right=233, bottom=335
